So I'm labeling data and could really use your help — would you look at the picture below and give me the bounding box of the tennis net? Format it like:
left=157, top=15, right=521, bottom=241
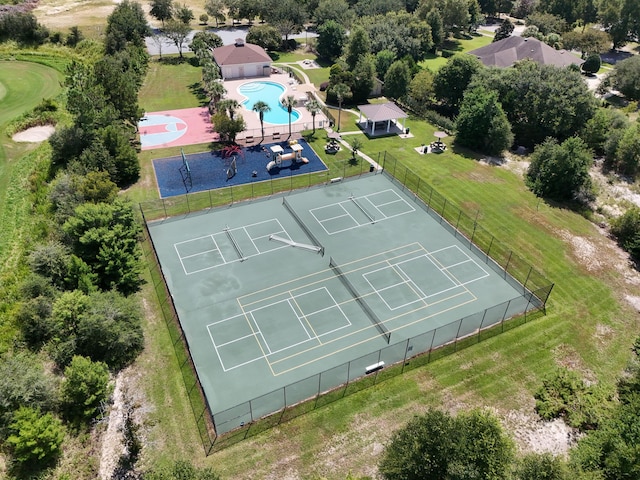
left=349, top=195, right=375, bottom=223
left=282, top=197, right=324, bottom=256
left=224, top=226, right=244, bottom=260
left=329, top=257, right=390, bottom=344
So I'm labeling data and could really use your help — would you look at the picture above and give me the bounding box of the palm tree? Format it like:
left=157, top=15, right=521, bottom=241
left=206, top=80, right=226, bottom=114
left=282, top=95, right=296, bottom=139
left=329, top=83, right=352, bottom=132
left=252, top=101, right=271, bottom=143
left=217, top=98, right=240, bottom=120
left=305, top=99, right=321, bottom=134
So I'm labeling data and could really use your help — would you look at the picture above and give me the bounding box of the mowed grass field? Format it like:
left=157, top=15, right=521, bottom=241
left=0, top=60, right=63, bottom=351
left=133, top=60, right=639, bottom=478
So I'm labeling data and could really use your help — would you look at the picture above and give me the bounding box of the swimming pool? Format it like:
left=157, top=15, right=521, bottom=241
left=239, top=81, right=301, bottom=125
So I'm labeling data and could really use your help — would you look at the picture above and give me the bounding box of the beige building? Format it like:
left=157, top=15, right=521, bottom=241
left=212, top=39, right=272, bottom=80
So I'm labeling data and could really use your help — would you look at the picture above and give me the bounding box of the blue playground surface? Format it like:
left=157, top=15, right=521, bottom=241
left=152, top=139, right=328, bottom=198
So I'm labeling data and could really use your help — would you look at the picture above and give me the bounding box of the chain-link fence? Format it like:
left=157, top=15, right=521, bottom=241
left=140, top=150, right=554, bottom=454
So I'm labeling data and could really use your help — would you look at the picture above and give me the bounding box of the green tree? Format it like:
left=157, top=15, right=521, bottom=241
left=7, top=407, right=65, bottom=467
left=408, top=69, right=436, bottom=108
left=581, top=107, right=629, bottom=156
left=252, top=100, right=271, bottom=142
left=379, top=409, right=455, bottom=479
left=425, top=9, right=444, bottom=49
left=313, top=0, right=354, bottom=26
left=62, top=356, right=112, bottom=423
left=472, top=60, right=597, bottom=146
left=379, top=409, right=514, bottom=480
left=451, top=409, right=515, bottom=479
left=493, top=18, right=514, bottom=41
left=352, top=54, right=376, bottom=103
left=105, top=0, right=150, bottom=54
left=94, top=46, right=148, bottom=125
left=204, top=0, right=227, bottom=27
left=375, top=50, right=396, bottom=79
left=514, top=453, right=569, bottom=480
left=434, top=54, right=483, bottom=111
left=383, top=60, right=412, bottom=100
left=602, top=55, right=640, bottom=101
left=282, top=95, right=297, bottom=138
left=99, top=124, right=141, bottom=186
left=144, top=460, right=221, bottom=479
left=562, top=28, right=611, bottom=56
left=163, top=18, right=191, bottom=58
left=345, top=26, right=371, bottom=70
left=455, top=86, right=513, bottom=156
left=614, top=123, right=640, bottom=177
left=199, top=13, right=209, bottom=24
left=525, top=137, right=594, bottom=202
left=329, top=83, right=352, bottom=132
left=150, top=0, right=174, bottom=26
left=316, top=20, right=346, bottom=60
left=0, top=352, right=58, bottom=430
left=263, top=0, right=307, bottom=48
left=175, top=3, right=194, bottom=24
left=63, top=200, right=143, bottom=294
left=526, top=11, right=568, bottom=34
left=217, top=98, right=241, bottom=120
left=581, top=53, right=601, bottom=74
left=611, top=206, right=640, bottom=261
left=0, top=11, right=49, bottom=45
left=191, top=32, right=223, bottom=63
left=211, top=111, right=246, bottom=142
left=66, top=25, right=84, bottom=47
left=246, top=24, right=282, bottom=51
left=305, top=99, right=322, bottom=133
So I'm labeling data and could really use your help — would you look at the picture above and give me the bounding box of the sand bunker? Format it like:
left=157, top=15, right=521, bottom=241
left=12, top=125, right=55, bottom=143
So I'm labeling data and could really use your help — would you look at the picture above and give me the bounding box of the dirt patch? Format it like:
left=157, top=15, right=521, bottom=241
left=502, top=410, right=579, bottom=456
left=12, top=125, right=55, bottom=142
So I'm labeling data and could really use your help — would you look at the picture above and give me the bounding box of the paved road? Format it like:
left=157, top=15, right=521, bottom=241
left=145, top=26, right=318, bottom=56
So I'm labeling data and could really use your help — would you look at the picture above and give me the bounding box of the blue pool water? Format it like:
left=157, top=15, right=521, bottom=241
left=239, top=81, right=301, bottom=125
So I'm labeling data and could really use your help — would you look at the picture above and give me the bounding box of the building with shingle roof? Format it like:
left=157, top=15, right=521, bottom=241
left=212, top=38, right=272, bottom=79
left=468, top=36, right=583, bottom=68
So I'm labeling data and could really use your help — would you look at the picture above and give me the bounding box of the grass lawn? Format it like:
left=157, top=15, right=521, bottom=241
left=139, top=57, right=205, bottom=112
left=133, top=62, right=639, bottom=479
left=420, top=33, right=493, bottom=71
left=0, top=60, right=63, bottom=352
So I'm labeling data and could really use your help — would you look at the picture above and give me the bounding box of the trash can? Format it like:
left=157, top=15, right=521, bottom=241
left=369, top=164, right=375, bottom=172
left=405, top=127, right=410, bottom=134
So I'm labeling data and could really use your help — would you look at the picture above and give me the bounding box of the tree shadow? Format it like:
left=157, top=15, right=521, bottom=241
left=189, top=82, right=208, bottom=107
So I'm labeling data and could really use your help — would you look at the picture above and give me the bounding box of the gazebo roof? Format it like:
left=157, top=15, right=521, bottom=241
left=358, top=102, right=408, bottom=122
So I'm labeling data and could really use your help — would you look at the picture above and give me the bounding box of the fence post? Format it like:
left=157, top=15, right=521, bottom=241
left=455, top=210, right=462, bottom=236
left=486, top=237, right=494, bottom=263
left=454, top=318, right=463, bottom=350
left=440, top=199, right=447, bottom=223
left=522, top=266, right=532, bottom=295
left=401, top=338, right=410, bottom=373
left=504, top=251, right=513, bottom=279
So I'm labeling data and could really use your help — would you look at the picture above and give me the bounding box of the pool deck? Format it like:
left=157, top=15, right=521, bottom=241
left=223, top=73, right=329, bottom=142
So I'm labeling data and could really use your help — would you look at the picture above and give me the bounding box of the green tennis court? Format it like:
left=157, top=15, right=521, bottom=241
left=146, top=174, right=530, bottom=434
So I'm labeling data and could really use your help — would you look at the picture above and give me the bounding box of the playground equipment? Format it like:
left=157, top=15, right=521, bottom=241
left=179, top=148, right=192, bottom=192
left=266, top=143, right=308, bottom=172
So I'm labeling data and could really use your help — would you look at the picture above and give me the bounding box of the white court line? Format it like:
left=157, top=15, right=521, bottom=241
left=287, top=298, right=313, bottom=340
left=249, top=311, right=272, bottom=355
left=181, top=220, right=294, bottom=274
left=311, top=190, right=416, bottom=235
left=214, top=332, right=256, bottom=348
left=429, top=245, right=491, bottom=284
